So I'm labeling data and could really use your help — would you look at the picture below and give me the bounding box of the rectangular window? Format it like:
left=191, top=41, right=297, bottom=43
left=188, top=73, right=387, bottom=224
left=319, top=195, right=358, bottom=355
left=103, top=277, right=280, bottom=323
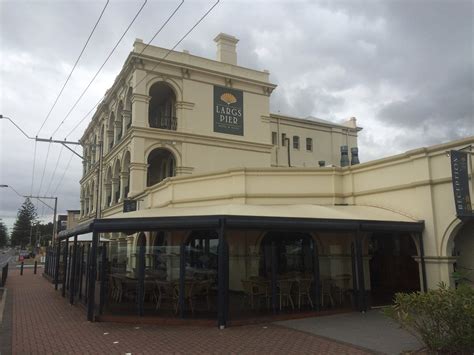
left=306, top=137, right=313, bottom=151
left=272, top=131, right=277, bottom=145
left=293, top=136, right=300, bottom=150
left=282, top=133, right=287, bottom=146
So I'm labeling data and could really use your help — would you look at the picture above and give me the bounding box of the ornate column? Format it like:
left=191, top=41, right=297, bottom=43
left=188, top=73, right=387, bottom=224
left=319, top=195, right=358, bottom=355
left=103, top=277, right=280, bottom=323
left=122, top=110, right=132, bottom=134
left=129, top=162, right=147, bottom=197
left=119, top=171, right=128, bottom=201
left=104, top=182, right=111, bottom=207
left=80, top=198, right=84, bottom=217
left=106, top=129, right=114, bottom=152
left=131, top=94, right=150, bottom=128
left=114, top=120, right=122, bottom=143
left=126, top=235, right=134, bottom=272
left=111, top=177, right=119, bottom=204
left=85, top=197, right=90, bottom=215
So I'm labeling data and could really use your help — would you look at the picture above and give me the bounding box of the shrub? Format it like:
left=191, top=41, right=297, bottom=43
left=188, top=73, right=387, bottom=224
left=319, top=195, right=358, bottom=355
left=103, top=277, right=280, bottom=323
left=384, top=283, right=474, bottom=353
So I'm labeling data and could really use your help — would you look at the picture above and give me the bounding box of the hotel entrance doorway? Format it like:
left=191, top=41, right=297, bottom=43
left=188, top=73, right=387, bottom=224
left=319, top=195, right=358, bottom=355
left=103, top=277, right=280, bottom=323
left=369, top=233, right=420, bottom=306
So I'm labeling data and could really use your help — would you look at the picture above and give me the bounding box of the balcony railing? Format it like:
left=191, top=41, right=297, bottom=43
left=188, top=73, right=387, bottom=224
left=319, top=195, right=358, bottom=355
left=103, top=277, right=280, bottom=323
left=149, top=115, right=177, bottom=131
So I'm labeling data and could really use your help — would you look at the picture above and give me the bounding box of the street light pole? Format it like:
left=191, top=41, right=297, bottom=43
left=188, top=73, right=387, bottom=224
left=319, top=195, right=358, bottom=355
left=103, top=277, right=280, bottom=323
left=52, top=197, right=58, bottom=244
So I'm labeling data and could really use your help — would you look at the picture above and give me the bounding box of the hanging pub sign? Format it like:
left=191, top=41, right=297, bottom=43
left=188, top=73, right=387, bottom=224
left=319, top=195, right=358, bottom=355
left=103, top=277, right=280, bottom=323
left=213, top=85, right=244, bottom=136
left=123, top=199, right=137, bottom=213
left=450, top=149, right=473, bottom=219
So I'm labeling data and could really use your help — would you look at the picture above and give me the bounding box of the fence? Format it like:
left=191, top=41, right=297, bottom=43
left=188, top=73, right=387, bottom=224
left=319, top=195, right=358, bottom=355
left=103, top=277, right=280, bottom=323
left=44, top=246, right=60, bottom=282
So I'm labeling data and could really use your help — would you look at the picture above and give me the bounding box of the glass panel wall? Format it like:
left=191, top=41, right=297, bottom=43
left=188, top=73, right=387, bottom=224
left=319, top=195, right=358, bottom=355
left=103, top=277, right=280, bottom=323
left=99, top=231, right=183, bottom=319
left=183, top=230, right=218, bottom=319
left=317, top=233, right=357, bottom=310
left=228, top=230, right=316, bottom=322
left=228, top=230, right=271, bottom=321
left=146, top=231, right=182, bottom=317
left=100, top=233, right=138, bottom=316
left=79, top=243, right=90, bottom=304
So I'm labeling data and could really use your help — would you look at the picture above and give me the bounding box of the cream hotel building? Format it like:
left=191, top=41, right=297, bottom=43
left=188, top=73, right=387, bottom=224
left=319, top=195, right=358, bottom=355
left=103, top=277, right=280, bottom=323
left=51, top=33, right=474, bottom=326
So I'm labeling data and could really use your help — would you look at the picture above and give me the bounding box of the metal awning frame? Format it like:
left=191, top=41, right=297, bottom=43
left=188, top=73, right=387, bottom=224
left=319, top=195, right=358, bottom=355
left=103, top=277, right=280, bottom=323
left=58, top=214, right=424, bottom=240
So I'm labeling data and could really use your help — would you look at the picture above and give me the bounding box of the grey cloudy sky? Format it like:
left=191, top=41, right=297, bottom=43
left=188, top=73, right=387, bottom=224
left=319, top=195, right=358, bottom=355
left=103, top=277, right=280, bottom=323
left=1, top=0, right=473, bottom=232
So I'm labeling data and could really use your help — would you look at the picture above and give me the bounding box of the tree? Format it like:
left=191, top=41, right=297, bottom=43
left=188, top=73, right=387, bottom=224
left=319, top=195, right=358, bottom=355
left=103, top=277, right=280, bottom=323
left=10, top=198, right=37, bottom=247
left=34, top=222, right=53, bottom=246
left=0, top=220, right=8, bottom=247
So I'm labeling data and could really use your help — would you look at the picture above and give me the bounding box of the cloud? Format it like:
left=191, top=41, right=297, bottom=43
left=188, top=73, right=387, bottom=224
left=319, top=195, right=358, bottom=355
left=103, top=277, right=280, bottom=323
left=1, top=0, right=472, bottom=231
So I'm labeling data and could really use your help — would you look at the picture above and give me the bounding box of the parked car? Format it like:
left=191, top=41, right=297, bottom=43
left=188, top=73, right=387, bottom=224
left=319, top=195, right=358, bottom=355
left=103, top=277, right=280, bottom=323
left=19, top=250, right=31, bottom=260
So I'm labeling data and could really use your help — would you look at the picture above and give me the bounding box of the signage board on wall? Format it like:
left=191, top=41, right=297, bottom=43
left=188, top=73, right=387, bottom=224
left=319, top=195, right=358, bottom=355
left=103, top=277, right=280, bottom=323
left=450, top=149, right=473, bottom=219
left=123, top=199, right=137, bottom=213
left=213, top=86, right=244, bottom=136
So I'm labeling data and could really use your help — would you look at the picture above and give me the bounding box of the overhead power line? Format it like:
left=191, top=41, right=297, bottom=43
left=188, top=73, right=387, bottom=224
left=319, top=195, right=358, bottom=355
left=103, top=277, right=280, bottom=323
left=36, top=0, right=110, bottom=137
left=44, top=146, right=64, bottom=196
left=50, top=0, right=148, bottom=138
left=52, top=147, right=78, bottom=195
left=30, top=140, right=38, bottom=195
left=64, top=0, right=219, bottom=139
left=64, top=0, right=185, bottom=139
left=48, top=0, right=184, bottom=200
left=37, top=142, right=52, bottom=196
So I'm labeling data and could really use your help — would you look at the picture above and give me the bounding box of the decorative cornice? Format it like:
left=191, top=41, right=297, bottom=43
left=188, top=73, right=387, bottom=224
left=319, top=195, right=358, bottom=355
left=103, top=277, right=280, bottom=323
left=131, top=93, right=151, bottom=104
left=175, top=101, right=195, bottom=110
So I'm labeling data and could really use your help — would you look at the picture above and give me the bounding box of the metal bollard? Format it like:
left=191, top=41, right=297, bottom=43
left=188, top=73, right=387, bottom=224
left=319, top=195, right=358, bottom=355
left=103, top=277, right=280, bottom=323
left=20, top=262, right=24, bottom=275
left=34, top=261, right=38, bottom=274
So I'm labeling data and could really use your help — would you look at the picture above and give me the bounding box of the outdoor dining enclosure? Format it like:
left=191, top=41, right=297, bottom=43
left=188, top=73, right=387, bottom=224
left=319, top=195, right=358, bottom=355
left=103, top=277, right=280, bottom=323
left=51, top=214, right=426, bottom=327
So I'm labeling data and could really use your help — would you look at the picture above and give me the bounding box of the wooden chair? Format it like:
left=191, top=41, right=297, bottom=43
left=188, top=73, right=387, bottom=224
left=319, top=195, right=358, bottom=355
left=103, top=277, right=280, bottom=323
left=108, top=275, right=117, bottom=302
left=296, top=278, right=313, bottom=309
left=242, top=279, right=270, bottom=309
left=277, top=279, right=294, bottom=310
left=321, top=279, right=335, bottom=307
left=174, top=281, right=195, bottom=314
left=153, top=280, right=177, bottom=311
left=192, top=280, right=211, bottom=311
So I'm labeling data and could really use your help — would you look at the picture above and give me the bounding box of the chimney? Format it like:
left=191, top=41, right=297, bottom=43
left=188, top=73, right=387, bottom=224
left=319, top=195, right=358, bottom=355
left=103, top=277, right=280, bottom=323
left=351, top=147, right=360, bottom=165
left=214, top=33, right=239, bottom=65
left=340, top=146, right=350, bottom=167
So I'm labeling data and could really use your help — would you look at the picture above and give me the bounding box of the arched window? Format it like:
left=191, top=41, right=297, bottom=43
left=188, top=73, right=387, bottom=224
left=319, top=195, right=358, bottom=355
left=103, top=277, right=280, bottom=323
left=116, top=101, right=123, bottom=141
left=147, top=148, right=175, bottom=186
left=113, top=160, right=121, bottom=203
left=122, top=151, right=131, bottom=199
left=108, top=112, right=115, bottom=150
left=124, top=87, right=133, bottom=130
left=105, top=167, right=113, bottom=207
left=148, top=82, right=176, bottom=130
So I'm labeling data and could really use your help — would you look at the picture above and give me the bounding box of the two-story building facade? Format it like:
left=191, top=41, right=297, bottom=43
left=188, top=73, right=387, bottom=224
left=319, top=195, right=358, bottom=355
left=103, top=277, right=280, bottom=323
left=53, top=33, right=473, bottom=327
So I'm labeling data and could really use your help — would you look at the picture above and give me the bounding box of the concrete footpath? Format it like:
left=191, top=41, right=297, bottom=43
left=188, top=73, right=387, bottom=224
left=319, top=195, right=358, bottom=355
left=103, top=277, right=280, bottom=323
left=1, top=270, right=370, bottom=354
left=277, top=310, right=424, bottom=354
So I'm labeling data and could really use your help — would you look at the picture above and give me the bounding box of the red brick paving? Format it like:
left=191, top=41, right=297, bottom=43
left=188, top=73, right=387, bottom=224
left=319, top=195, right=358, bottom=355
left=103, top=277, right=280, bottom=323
left=8, top=270, right=370, bottom=354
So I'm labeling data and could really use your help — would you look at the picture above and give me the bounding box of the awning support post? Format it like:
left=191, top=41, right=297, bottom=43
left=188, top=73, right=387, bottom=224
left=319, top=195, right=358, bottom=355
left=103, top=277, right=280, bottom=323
left=217, top=218, right=228, bottom=328
left=78, top=245, right=85, bottom=300
left=312, top=240, right=321, bottom=311
left=99, top=242, right=108, bottom=315
left=62, top=238, right=69, bottom=298
left=354, top=231, right=367, bottom=312
left=271, top=240, right=278, bottom=314
left=54, top=241, right=61, bottom=290
left=84, top=244, right=91, bottom=304
left=69, top=235, right=78, bottom=305
left=87, top=231, right=99, bottom=322
left=179, top=242, right=185, bottom=318
left=137, top=238, right=145, bottom=317
left=418, top=233, right=428, bottom=292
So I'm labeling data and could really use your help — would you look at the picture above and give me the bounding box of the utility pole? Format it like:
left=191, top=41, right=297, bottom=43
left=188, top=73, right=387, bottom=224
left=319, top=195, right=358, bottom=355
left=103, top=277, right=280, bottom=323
left=0, top=185, right=59, bottom=246
left=1, top=115, right=102, bottom=234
